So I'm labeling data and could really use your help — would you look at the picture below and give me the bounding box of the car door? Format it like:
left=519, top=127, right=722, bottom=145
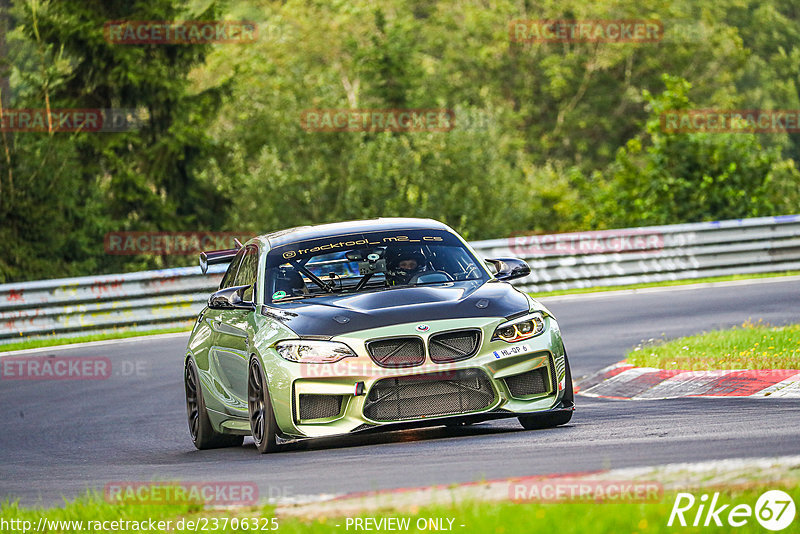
left=209, top=245, right=259, bottom=416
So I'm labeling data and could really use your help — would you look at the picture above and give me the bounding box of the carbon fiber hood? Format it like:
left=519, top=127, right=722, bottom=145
left=264, top=280, right=529, bottom=337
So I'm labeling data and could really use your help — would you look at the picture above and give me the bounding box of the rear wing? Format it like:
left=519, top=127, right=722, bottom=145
left=199, top=238, right=243, bottom=274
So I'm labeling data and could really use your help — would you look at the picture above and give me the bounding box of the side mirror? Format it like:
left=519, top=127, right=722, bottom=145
left=485, top=257, right=531, bottom=281
left=199, top=238, right=243, bottom=275
left=208, top=284, right=256, bottom=311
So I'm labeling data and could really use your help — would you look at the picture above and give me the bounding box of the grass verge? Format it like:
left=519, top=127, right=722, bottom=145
left=0, top=326, right=190, bottom=353
left=2, top=483, right=798, bottom=533
left=530, top=270, right=800, bottom=298
left=627, top=320, right=800, bottom=370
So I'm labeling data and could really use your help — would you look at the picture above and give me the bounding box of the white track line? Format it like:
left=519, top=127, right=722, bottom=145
left=539, top=274, right=800, bottom=302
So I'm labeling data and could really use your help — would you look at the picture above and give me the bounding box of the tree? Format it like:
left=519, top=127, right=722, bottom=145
left=598, top=75, right=800, bottom=227
left=0, top=0, right=226, bottom=282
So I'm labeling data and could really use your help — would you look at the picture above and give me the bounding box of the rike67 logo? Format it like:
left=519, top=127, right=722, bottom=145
left=668, top=490, right=796, bottom=531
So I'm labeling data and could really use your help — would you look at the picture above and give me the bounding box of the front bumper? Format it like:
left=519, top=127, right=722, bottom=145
left=262, top=316, right=568, bottom=439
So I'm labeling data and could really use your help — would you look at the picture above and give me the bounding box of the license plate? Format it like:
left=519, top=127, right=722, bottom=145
left=493, top=344, right=532, bottom=359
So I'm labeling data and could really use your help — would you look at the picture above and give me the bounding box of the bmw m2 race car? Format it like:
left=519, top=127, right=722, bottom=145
left=184, top=218, right=574, bottom=453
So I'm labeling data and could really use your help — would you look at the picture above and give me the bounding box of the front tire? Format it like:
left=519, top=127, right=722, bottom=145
left=518, top=352, right=574, bottom=430
left=185, top=358, right=244, bottom=449
left=248, top=357, right=279, bottom=454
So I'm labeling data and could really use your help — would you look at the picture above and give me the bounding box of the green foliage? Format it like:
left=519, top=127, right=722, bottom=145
left=627, top=320, right=800, bottom=371
left=598, top=75, right=800, bottom=227
left=0, top=0, right=225, bottom=282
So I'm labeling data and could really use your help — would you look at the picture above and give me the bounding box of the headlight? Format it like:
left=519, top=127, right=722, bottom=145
left=492, top=312, right=546, bottom=343
left=275, top=340, right=356, bottom=363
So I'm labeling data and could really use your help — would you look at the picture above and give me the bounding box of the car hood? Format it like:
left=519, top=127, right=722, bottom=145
left=263, top=280, right=530, bottom=337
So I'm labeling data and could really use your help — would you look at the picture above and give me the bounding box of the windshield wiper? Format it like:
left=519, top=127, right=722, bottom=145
left=380, top=278, right=479, bottom=291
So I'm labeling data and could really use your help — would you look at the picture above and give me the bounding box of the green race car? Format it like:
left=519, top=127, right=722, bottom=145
left=184, top=218, right=574, bottom=453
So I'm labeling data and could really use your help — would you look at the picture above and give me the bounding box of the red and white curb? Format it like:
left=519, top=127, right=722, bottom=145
left=577, top=362, right=800, bottom=400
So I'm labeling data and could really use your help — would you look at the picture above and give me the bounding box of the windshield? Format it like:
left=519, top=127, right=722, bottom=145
left=264, top=229, right=488, bottom=302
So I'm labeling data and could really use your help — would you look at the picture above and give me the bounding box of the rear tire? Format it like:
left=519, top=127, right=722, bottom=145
left=248, top=357, right=280, bottom=454
left=185, top=358, right=244, bottom=449
left=518, top=351, right=574, bottom=430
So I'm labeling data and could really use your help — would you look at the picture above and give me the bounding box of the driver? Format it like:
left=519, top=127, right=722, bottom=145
left=386, top=250, right=426, bottom=286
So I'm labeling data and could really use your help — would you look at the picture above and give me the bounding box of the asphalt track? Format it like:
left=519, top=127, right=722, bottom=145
left=1, top=277, right=799, bottom=506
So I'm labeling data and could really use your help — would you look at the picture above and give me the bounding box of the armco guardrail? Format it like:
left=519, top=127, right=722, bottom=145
left=0, top=265, right=226, bottom=343
left=1, top=215, right=798, bottom=343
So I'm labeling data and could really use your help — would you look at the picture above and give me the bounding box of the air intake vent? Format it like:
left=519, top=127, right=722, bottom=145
left=298, top=394, right=343, bottom=421
left=363, top=369, right=495, bottom=422
left=504, top=367, right=550, bottom=398
left=554, top=353, right=566, bottom=381
left=366, top=337, right=425, bottom=368
left=428, top=329, right=481, bottom=363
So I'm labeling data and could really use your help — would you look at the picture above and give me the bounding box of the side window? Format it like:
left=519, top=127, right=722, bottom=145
left=233, top=246, right=259, bottom=301
left=219, top=248, right=246, bottom=290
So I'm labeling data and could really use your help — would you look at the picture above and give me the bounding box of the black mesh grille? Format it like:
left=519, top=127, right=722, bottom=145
left=366, top=337, right=425, bottom=368
left=363, top=369, right=495, bottom=422
left=428, top=330, right=481, bottom=363
left=504, top=367, right=550, bottom=398
left=298, top=394, right=343, bottom=421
